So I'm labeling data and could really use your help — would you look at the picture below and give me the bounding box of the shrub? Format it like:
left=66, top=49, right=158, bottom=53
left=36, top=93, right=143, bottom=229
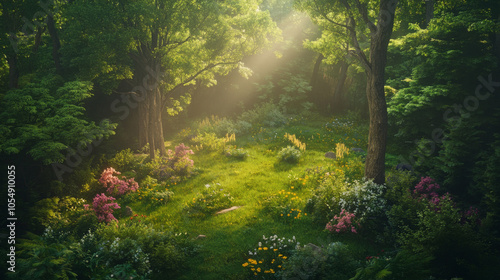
left=386, top=176, right=493, bottom=279
left=184, top=183, right=233, bottom=217
left=150, top=143, right=195, bottom=182
left=109, top=148, right=135, bottom=170
left=74, top=222, right=197, bottom=279
left=278, top=146, right=301, bottom=163
left=281, top=242, right=359, bottom=280
left=225, top=146, right=249, bottom=160
left=262, top=190, right=307, bottom=224
left=192, top=132, right=230, bottom=152
left=239, top=102, right=288, bottom=128
left=11, top=233, right=77, bottom=280
left=325, top=209, right=359, bottom=234
left=99, top=167, right=139, bottom=196
left=242, top=235, right=300, bottom=278
left=351, top=250, right=432, bottom=280
left=307, top=173, right=386, bottom=226
left=87, top=193, right=120, bottom=223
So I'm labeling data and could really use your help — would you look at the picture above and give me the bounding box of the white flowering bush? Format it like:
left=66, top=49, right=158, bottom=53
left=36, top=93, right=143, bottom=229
left=333, top=179, right=386, bottom=219
left=307, top=173, right=387, bottom=227
left=242, top=235, right=300, bottom=278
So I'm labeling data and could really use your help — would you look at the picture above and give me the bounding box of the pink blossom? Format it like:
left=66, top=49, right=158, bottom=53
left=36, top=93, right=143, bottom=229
left=326, top=209, right=359, bottom=234
left=91, top=193, right=120, bottom=223
left=99, top=168, right=139, bottom=196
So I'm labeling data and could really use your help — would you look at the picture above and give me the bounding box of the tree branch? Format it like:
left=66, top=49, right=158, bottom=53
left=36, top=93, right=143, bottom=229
left=353, top=0, right=377, bottom=33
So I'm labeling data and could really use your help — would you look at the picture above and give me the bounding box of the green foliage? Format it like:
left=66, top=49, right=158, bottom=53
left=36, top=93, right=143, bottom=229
left=242, top=234, right=300, bottom=278
left=262, top=190, right=306, bottom=224
left=306, top=172, right=386, bottom=227
left=386, top=8, right=497, bottom=147
left=350, top=250, right=432, bottom=280
left=281, top=242, right=359, bottom=280
left=184, top=183, right=234, bottom=217
left=74, top=222, right=197, bottom=279
left=240, top=102, right=288, bottom=128
left=109, top=148, right=135, bottom=171
left=277, top=146, right=301, bottom=163
left=192, top=132, right=230, bottom=152
left=129, top=178, right=174, bottom=206
left=12, top=233, right=77, bottom=280
left=29, top=196, right=97, bottom=235
left=225, top=147, right=249, bottom=160
left=0, top=76, right=116, bottom=164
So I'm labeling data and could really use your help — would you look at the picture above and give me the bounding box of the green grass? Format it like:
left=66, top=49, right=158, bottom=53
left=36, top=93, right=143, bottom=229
left=118, top=115, right=379, bottom=279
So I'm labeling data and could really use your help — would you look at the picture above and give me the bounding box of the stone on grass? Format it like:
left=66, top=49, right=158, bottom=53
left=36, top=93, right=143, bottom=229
left=215, top=206, right=242, bottom=215
left=325, top=151, right=336, bottom=159
left=122, top=206, right=133, bottom=217
left=351, top=148, right=365, bottom=153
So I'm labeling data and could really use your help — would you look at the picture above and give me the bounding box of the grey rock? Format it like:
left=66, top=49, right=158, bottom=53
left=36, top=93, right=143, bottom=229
left=351, top=148, right=365, bottom=153
left=325, top=151, right=336, bottom=159
left=122, top=206, right=133, bottom=217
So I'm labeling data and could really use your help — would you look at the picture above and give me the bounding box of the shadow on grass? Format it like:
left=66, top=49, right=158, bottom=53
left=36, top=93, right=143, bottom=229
left=273, top=161, right=298, bottom=172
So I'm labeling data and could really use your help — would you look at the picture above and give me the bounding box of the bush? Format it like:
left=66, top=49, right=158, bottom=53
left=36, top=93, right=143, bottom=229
left=242, top=235, right=300, bottom=278
left=262, top=190, right=307, bottom=224
left=280, top=242, right=359, bottom=280
left=278, top=146, right=301, bottom=163
left=191, top=132, right=235, bottom=152
left=99, top=167, right=139, bottom=196
left=150, top=143, right=195, bottom=182
left=225, top=147, right=249, bottom=160
left=73, top=222, right=197, bottom=279
left=109, top=148, right=135, bottom=170
left=239, top=102, right=288, bottom=128
left=184, top=183, right=234, bottom=217
left=306, top=173, right=386, bottom=227
left=351, top=250, right=432, bottom=280
left=11, top=233, right=77, bottom=280
left=86, top=193, right=120, bottom=223
left=386, top=176, right=494, bottom=279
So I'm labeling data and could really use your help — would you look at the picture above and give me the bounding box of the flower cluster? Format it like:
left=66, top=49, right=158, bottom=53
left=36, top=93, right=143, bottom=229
left=413, top=176, right=448, bottom=206
left=89, top=193, right=120, bottom=223
left=334, top=179, right=387, bottom=218
left=326, top=209, right=359, bottom=234
left=243, top=235, right=299, bottom=277
left=99, top=167, right=139, bottom=196
left=152, top=143, right=195, bottom=182
left=284, top=132, right=306, bottom=151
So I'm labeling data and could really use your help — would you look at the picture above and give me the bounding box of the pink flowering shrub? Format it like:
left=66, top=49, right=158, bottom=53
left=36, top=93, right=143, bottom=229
left=411, top=176, right=454, bottom=208
left=99, top=167, right=139, bottom=196
left=152, top=143, right=195, bottom=182
left=89, top=193, right=120, bottom=223
left=326, top=209, right=359, bottom=234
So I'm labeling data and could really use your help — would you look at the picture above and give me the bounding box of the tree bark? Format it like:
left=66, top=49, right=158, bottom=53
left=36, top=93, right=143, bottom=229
left=332, top=60, right=349, bottom=114
left=425, top=0, right=434, bottom=28
left=47, top=15, right=63, bottom=75
left=7, top=53, right=19, bottom=89
left=363, top=0, right=396, bottom=184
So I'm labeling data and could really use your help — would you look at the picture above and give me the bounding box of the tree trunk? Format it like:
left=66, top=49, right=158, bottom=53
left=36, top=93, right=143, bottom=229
left=363, top=0, right=397, bottom=184
left=148, top=89, right=157, bottom=159
left=7, top=53, right=19, bottom=89
left=47, top=15, right=63, bottom=75
left=155, top=89, right=166, bottom=156
left=332, top=60, right=349, bottom=114
left=425, top=0, right=434, bottom=28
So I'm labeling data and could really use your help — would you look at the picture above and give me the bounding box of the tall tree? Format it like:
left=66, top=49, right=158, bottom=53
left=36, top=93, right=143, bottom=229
left=62, top=0, right=280, bottom=159
left=298, top=0, right=398, bottom=183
